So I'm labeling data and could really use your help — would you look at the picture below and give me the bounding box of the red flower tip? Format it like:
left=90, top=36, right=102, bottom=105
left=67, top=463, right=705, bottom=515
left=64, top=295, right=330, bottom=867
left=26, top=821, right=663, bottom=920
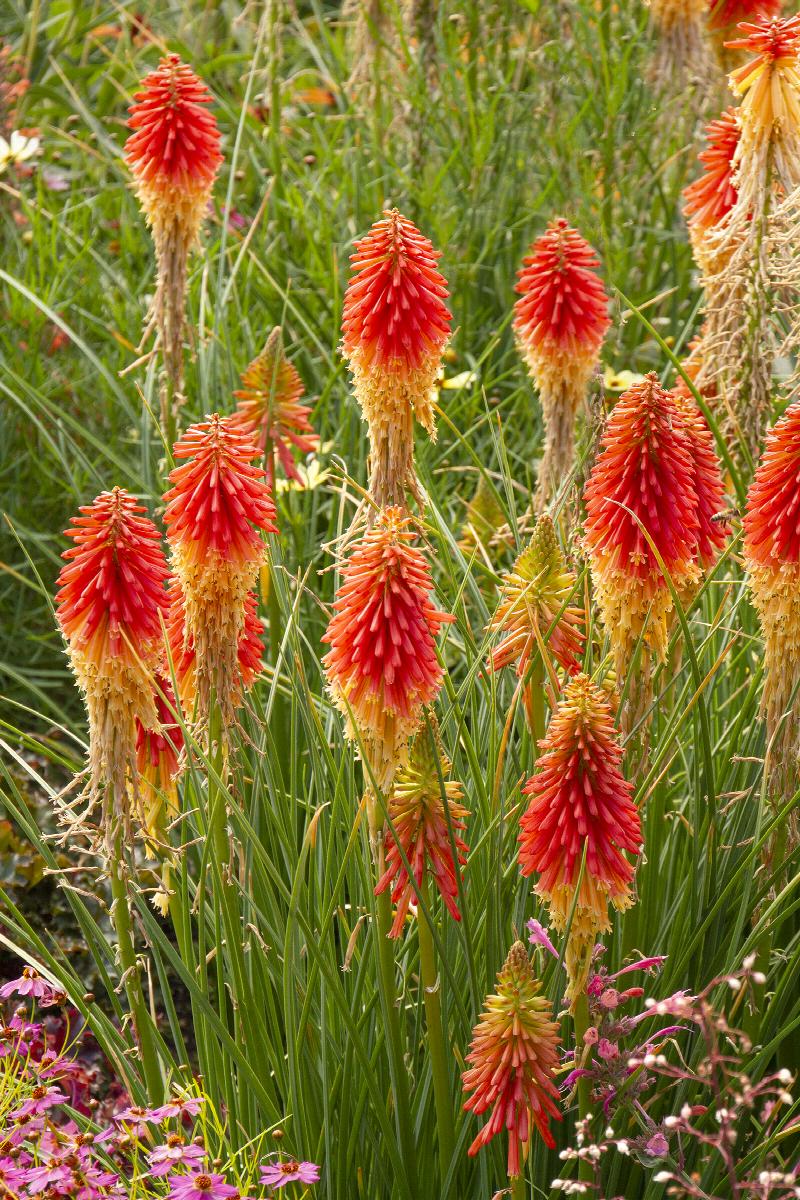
left=683, top=108, right=741, bottom=233
left=341, top=208, right=451, bottom=379
left=707, top=0, right=780, bottom=34
left=743, top=400, right=800, bottom=567
left=322, top=508, right=454, bottom=785
left=513, top=218, right=610, bottom=377
left=56, top=487, right=168, bottom=669
left=726, top=13, right=800, bottom=58
left=164, top=414, right=277, bottom=566
left=230, top=327, right=319, bottom=487
left=462, top=941, right=561, bottom=1176
left=670, top=385, right=728, bottom=566
left=375, top=722, right=469, bottom=938
left=519, top=675, right=641, bottom=1000
left=126, top=55, right=222, bottom=193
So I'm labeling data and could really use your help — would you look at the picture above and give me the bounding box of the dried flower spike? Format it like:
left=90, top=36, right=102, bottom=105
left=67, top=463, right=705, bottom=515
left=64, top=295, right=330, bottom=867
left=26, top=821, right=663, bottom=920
left=231, top=327, right=319, bottom=487
left=55, top=488, right=169, bottom=843
left=375, top=721, right=469, bottom=938
left=125, top=55, right=222, bottom=423
left=518, top=673, right=642, bottom=1002
left=649, top=0, right=714, bottom=91
left=322, top=507, right=453, bottom=787
left=583, top=373, right=701, bottom=682
left=163, top=415, right=276, bottom=726
left=487, top=513, right=585, bottom=679
left=743, top=400, right=800, bottom=795
left=513, top=219, right=609, bottom=508
left=462, top=941, right=561, bottom=1177
left=341, top=209, right=451, bottom=509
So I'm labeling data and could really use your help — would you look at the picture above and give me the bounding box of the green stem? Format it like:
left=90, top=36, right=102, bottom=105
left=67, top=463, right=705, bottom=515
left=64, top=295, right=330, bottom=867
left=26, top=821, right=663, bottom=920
left=526, top=654, right=546, bottom=748
left=370, top=804, right=419, bottom=1196
left=108, top=834, right=163, bottom=1102
left=572, top=991, right=594, bottom=1185
left=417, top=877, right=455, bottom=1181
left=511, top=1170, right=526, bottom=1200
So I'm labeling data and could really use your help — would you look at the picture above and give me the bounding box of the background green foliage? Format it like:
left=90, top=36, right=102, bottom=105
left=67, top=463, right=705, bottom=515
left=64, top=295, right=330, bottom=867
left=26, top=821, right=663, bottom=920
left=0, top=2, right=798, bottom=1198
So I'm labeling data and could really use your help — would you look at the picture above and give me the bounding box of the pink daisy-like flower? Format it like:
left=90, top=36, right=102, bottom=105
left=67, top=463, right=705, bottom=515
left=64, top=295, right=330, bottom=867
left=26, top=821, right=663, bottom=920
left=9, top=1086, right=66, bottom=1121
left=167, top=1171, right=239, bottom=1200
left=149, top=1135, right=207, bottom=1176
left=149, top=1095, right=205, bottom=1122
left=0, top=966, right=52, bottom=1000
left=260, top=1159, right=321, bottom=1189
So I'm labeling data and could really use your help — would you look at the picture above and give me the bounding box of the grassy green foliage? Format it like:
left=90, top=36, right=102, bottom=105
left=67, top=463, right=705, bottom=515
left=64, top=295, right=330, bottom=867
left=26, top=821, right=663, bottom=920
left=0, top=2, right=798, bottom=1197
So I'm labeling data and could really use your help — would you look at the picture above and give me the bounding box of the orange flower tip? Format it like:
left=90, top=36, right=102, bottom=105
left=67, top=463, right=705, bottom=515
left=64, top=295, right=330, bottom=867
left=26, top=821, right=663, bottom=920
left=56, top=487, right=169, bottom=668
left=231, top=327, right=319, bottom=486
left=322, top=508, right=453, bottom=781
left=488, top=513, right=584, bottom=676
left=744, top=400, right=800, bottom=567
left=163, top=414, right=278, bottom=564
left=462, top=940, right=561, bottom=1174
left=707, top=0, right=780, bottom=34
left=725, top=13, right=800, bottom=58
left=513, top=218, right=610, bottom=377
left=125, top=54, right=222, bottom=192
left=683, top=108, right=740, bottom=233
left=341, top=208, right=451, bottom=377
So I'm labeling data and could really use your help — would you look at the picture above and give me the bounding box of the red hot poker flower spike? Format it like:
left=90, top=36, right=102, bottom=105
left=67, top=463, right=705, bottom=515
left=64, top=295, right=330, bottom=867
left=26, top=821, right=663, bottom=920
left=163, top=415, right=276, bottom=725
left=462, top=941, right=561, bottom=1178
left=684, top=108, right=741, bottom=252
left=341, top=209, right=451, bottom=508
left=55, top=488, right=169, bottom=840
left=322, top=507, right=454, bottom=787
left=583, top=372, right=701, bottom=676
left=231, top=327, right=319, bottom=488
left=513, top=219, right=610, bottom=507
left=744, top=401, right=800, bottom=789
left=670, top=383, right=728, bottom=566
left=519, top=673, right=641, bottom=1001
left=125, top=55, right=222, bottom=412
left=375, top=722, right=469, bottom=938
left=707, top=0, right=780, bottom=34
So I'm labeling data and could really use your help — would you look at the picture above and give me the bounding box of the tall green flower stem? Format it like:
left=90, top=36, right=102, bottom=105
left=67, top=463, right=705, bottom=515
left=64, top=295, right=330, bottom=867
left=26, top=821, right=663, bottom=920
left=417, top=876, right=455, bottom=1178
left=572, top=989, right=594, bottom=1185
left=511, top=1169, right=527, bottom=1200
left=524, top=654, right=546, bottom=748
left=367, top=797, right=419, bottom=1196
left=108, top=831, right=163, bottom=1101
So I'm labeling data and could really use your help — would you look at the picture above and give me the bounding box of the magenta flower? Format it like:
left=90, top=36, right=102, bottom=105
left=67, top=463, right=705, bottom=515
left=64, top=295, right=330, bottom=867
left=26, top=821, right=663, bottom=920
left=260, top=1159, right=321, bottom=1189
left=9, top=1086, right=66, bottom=1121
left=0, top=966, right=53, bottom=1000
left=150, top=1136, right=207, bottom=1176
left=113, top=1103, right=166, bottom=1134
left=150, top=1095, right=205, bottom=1122
left=526, top=918, right=559, bottom=959
left=167, top=1171, right=240, bottom=1200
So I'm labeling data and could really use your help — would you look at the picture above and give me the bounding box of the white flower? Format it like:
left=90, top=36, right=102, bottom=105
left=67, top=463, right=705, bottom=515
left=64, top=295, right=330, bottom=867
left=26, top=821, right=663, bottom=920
left=728, top=977, right=742, bottom=991
left=654, top=1171, right=673, bottom=1183
left=616, top=1140, right=630, bottom=1155
left=743, top=953, right=756, bottom=970
left=778, top=1068, right=793, bottom=1084
left=0, top=131, right=40, bottom=173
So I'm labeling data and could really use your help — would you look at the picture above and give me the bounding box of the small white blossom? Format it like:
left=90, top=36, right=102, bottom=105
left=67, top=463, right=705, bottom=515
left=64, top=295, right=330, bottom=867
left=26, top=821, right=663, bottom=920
left=616, top=1140, right=630, bottom=1155
left=778, top=1069, right=792, bottom=1084
left=728, top=977, right=742, bottom=991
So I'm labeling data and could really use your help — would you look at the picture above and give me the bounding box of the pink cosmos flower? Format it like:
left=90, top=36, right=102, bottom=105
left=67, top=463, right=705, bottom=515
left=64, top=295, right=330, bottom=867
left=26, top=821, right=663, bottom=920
left=113, top=1103, right=165, bottom=1134
left=150, top=1095, right=204, bottom=1122
left=167, top=1171, right=240, bottom=1200
left=260, top=1159, right=321, bottom=1188
left=9, top=1085, right=66, bottom=1121
left=0, top=966, right=53, bottom=999
left=150, top=1136, right=207, bottom=1175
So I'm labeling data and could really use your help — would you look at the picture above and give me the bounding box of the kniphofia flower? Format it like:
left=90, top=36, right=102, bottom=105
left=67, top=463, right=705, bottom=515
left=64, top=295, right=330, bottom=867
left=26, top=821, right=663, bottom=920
left=457, top=474, right=507, bottom=556
left=670, top=383, right=728, bottom=566
left=322, top=507, right=453, bottom=787
left=743, top=400, right=800, bottom=792
left=375, top=721, right=469, bottom=938
left=707, top=0, right=780, bottom=34
left=462, top=941, right=561, bottom=1178
left=513, top=219, right=609, bottom=507
left=583, top=373, right=701, bottom=679
left=55, top=488, right=169, bottom=841
left=648, top=0, right=714, bottom=90
left=163, top=415, right=276, bottom=725
left=134, top=674, right=185, bottom=914
left=125, top=56, right=222, bottom=415
left=341, top=209, right=451, bottom=509
left=487, top=513, right=585, bottom=679
left=230, top=326, right=319, bottom=487
left=683, top=107, right=741, bottom=272
left=518, top=674, right=642, bottom=1001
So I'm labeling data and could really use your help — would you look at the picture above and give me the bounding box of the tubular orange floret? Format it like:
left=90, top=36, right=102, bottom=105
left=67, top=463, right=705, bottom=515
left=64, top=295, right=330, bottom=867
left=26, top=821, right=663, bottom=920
left=462, top=941, right=561, bottom=1178
left=55, top=488, right=170, bottom=839
left=743, top=401, right=800, bottom=787
left=125, top=55, right=222, bottom=413
left=487, top=513, right=584, bottom=677
left=518, top=674, right=642, bottom=1002
left=513, top=219, right=610, bottom=506
left=163, top=415, right=276, bottom=725
left=582, top=373, right=702, bottom=676
left=322, top=507, right=454, bottom=787
left=708, top=0, right=780, bottom=34
left=135, top=675, right=184, bottom=843
left=684, top=108, right=741, bottom=242
left=670, top=384, right=728, bottom=566
left=341, top=209, right=452, bottom=508
left=230, top=327, right=319, bottom=487
left=375, top=722, right=469, bottom=938
left=726, top=14, right=800, bottom=171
